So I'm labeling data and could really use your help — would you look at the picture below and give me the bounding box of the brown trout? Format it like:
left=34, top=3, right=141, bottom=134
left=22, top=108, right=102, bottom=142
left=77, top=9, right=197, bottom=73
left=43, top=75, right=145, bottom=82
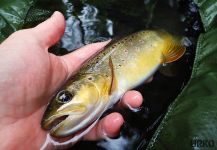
left=41, top=30, right=186, bottom=138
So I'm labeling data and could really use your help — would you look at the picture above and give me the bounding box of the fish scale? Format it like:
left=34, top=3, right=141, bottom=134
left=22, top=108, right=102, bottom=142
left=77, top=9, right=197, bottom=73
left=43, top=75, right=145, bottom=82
left=41, top=29, right=186, bottom=139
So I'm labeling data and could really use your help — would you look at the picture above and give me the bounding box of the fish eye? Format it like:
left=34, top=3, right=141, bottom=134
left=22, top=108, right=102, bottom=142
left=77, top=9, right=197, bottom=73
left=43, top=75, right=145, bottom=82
left=57, top=90, right=74, bottom=103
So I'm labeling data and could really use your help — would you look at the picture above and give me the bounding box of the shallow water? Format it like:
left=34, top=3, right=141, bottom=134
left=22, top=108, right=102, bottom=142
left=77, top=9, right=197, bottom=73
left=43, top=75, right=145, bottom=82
left=36, top=0, right=203, bottom=149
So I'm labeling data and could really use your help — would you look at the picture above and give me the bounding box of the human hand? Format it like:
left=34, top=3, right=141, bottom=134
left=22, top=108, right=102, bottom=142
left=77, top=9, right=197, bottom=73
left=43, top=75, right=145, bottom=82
left=0, top=11, right=144, bottom=150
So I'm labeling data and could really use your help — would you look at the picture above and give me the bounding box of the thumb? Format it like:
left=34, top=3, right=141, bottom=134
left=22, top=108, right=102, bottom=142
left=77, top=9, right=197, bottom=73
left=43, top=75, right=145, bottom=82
left=60, top=40, right=111, bottom=79
left=32, top=11, right=66, bottom=48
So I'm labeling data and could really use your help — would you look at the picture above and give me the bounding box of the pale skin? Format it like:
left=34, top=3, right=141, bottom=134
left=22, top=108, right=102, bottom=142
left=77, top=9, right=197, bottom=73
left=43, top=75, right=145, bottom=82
left=0, top=11, right=147, bottom=150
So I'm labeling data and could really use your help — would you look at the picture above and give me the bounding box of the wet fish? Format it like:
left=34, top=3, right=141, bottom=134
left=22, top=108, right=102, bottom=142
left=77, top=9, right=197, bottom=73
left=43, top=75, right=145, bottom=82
left=41, top=30, right=186, bottom=138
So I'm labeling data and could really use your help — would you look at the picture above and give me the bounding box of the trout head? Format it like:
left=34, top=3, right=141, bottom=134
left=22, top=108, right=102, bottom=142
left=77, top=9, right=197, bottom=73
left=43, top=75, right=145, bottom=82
left=41, top=74, right=111, bottom=138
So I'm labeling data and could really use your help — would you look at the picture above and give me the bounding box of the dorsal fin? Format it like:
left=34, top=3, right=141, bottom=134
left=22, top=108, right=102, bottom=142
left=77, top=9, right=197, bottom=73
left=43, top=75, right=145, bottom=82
left=161, top=35, right=186, bottom=63
left=108, top=57, right=118, bottom=94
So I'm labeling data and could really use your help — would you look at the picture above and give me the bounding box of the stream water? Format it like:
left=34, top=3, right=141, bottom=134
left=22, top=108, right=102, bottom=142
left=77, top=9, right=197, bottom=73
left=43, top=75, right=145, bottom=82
left=36, top=0, right=203, bottom=149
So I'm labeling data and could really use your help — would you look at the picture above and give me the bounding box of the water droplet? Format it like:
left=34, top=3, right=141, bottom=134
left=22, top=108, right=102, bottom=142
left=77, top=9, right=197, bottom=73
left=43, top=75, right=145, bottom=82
left=192, top=20, right=200, bottom=31
left=189, top=2, right=198, bottom=13
left=182, top=37, right=192, bottom=47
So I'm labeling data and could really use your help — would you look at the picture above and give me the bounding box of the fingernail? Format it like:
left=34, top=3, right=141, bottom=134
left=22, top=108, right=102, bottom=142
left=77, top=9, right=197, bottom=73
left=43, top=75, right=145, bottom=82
left=112, top=115, right=123, bottom=125
left=51, top=11, right=59, bottom=18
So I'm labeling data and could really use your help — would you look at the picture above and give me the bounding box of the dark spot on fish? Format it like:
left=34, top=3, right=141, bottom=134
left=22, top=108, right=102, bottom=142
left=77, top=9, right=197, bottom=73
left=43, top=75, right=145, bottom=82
left=118, top=64, right=122, bottom=67
left=57, top=90, right=74, bottom=103
left=88, top=76, right=93, bottom=81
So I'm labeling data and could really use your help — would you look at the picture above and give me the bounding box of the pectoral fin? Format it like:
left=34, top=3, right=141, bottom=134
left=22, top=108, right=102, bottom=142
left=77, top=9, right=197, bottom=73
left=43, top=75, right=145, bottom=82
left=108, top=57, right=118, bottom=94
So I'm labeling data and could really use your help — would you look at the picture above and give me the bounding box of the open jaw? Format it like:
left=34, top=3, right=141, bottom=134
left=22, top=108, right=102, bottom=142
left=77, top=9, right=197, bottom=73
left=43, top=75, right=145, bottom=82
left=42, top=115, right=69, bottom=131
left=42, top=101, right=108, bottom=139
left=46, top=114, right=97, bottom=139
left=53, top=122, right=96, bottom=142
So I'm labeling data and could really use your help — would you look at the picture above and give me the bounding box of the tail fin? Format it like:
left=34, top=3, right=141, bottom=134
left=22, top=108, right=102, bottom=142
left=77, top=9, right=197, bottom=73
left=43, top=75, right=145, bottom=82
left=159, top=31, right=186, bottom=63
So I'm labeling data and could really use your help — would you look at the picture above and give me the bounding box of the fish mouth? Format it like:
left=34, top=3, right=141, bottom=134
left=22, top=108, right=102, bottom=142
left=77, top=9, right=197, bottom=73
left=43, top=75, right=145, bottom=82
left=50, top=117, right=98, bottom=140
left=41, top=114, right=69, bottom=131
left=42, top=100, right=107, bottom=138
left=42, top=113, right=92, bottom=138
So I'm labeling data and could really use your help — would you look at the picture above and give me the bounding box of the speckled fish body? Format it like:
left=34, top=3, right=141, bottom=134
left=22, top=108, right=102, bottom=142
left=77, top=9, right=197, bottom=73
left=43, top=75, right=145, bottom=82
left=41, top=30, right=185, bottom=138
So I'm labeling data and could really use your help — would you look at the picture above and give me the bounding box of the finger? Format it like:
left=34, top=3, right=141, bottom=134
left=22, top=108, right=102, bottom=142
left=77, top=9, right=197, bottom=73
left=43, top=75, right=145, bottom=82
left=32, top=11, right=66, bottom=48
left=60, top=41, right=110, bottom=79
left=83, top=112, right=124, bottom=141
left=119, top=90, right=143, bottom=109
